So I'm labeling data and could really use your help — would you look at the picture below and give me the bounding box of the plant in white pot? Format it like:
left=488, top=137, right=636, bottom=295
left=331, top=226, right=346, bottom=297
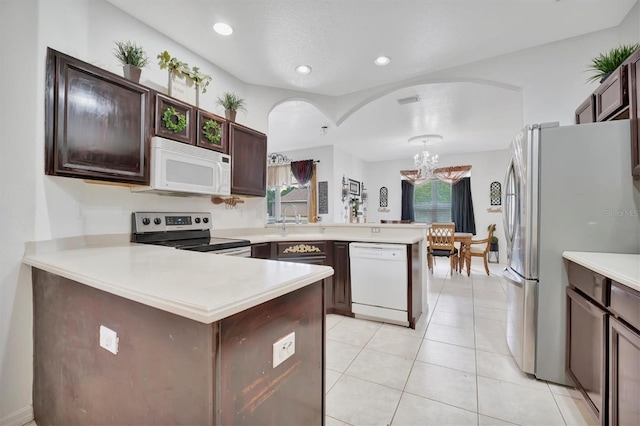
left=216, top=92, right=246, bottom=122
left=113, top=40, right=149, bottom=83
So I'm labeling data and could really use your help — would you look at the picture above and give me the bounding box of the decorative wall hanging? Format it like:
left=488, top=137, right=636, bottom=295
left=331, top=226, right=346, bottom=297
left=490, top=181, right=502, bottom=206
left=379, top=187, right=388, bottom=207
left=318, top=181, right=328, bottom=214
left=348, top=179, right=361, bottom=196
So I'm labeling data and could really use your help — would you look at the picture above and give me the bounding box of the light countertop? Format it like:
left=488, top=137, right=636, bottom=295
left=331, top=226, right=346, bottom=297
left=563, top=252, right=640, bottom=293
left=23, top=244, right=333, bottom=324
left=231, top=232, right=424, bottom=245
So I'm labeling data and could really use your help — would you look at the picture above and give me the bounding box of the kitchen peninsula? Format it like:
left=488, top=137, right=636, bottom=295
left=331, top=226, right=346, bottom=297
left=23, top=239, right=333, bottom=426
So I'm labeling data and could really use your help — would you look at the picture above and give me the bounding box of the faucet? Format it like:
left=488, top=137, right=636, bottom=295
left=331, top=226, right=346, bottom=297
left=281, top=204, right=298, bottom=234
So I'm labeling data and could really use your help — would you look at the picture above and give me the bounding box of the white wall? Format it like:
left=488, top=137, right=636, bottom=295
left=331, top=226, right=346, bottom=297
left=364, top=159, right=415, bottom=223
left=0, top=1, right=38, bottom=423
left=333, top=146, right=366, bottom=223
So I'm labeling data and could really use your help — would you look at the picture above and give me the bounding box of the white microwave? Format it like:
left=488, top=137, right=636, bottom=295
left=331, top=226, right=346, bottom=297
left=132, top=136, right=231, bottom=196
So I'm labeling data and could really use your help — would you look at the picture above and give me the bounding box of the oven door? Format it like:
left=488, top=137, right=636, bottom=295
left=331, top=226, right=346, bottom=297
left=211, top=246, right=251, bottom=257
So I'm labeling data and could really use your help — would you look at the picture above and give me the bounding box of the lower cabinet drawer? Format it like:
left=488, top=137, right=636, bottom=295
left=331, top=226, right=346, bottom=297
left=568, top=261, right=608, bottom=306
left=610, top=281, right=640, bottom=332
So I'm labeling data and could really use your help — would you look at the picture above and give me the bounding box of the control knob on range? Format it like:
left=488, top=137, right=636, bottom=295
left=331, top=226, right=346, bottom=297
left=195, top=217, right=201, bottom=224
left=154, top=217, right=162, bottom=225
left=203, top=217, right=209, bottom=223
left=142, top=218, right=151, bottom=225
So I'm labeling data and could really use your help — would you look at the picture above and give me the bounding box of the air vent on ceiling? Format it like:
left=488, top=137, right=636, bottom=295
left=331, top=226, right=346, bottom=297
left=396, top=95, right=419, bottom=105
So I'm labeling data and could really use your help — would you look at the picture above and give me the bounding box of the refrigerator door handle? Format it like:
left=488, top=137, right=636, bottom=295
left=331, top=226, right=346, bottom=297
left=503, top=158, right=516, bottom=253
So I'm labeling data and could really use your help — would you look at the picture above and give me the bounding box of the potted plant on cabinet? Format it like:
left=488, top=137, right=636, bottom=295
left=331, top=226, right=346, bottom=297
left=490, top=235, right=498, bottom=252
left=157, top=51, right=211, bottom=106
left=586, top=43, right=639, bottom=83
left=216, top=91, right=246, bottom=122
left=113, top=40, right=150, bottom=83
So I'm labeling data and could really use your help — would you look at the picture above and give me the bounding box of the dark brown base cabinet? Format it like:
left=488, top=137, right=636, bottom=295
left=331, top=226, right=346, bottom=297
left=609, top=317, right=640, bottom=426
left=251, top=240, right=422, bottom=328
left=32, top=268, right=324, bottom=426
left=566, top=287, right=607, bottom=424
left=566, top=260, right=640, bottom=426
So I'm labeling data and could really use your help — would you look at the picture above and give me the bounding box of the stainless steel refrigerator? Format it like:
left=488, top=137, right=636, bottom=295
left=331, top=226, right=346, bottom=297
left=502, top=119, right=640, bottom=385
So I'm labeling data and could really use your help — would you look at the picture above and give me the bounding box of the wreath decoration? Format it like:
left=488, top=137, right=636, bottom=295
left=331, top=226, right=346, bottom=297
left=162, top=107, right=187, bottom=133
left=202, top=119, right=222, bottom=144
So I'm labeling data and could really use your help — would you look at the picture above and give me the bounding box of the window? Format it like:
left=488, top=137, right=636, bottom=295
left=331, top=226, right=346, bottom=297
left=267, top=181, right=309, bottom=224
left=414, top=180, right=452, bottom=223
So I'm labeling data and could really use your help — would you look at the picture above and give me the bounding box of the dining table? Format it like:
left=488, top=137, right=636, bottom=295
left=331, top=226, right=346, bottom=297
left=454, top=232, right=474, bottom=276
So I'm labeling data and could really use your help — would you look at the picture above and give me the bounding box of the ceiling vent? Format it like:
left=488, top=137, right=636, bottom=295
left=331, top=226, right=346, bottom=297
left=396, top=95, right=419, bottom=105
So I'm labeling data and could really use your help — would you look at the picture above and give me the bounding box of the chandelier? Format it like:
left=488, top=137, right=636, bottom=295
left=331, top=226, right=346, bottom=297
left=410, top=135, right=442, bottom=180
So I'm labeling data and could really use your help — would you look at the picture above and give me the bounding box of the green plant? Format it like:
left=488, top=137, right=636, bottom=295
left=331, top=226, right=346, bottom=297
left=202, top=119, right=221, bottom=144
left=216, top=91, right=247, bottom=112
left=586, top=43, right=639, bottom=83
left=490, top=236, right=498, bottom=245
left=157, top=51, right=212, bottom=93
left=161, top=107, right=187, bottom=133
left=113, top=40, right=150, bottom=67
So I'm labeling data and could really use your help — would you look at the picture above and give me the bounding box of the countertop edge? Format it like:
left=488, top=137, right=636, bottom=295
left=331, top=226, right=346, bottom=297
left=562, top=251, right=640, bottom=293
left=23, top=254, right=334, bottom=324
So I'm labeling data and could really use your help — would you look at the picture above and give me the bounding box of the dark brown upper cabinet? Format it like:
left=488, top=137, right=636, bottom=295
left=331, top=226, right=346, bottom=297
left=153, top=94, right=195, bottom=145
left=45, top=48, right=150, bottom=184
left=196, top=109, right=228, bottom=153
left=628, top=48, right=640, bottom=179
left=575, top=95, right=596, bottom=124
left=228, top=122, right=267, bottom=196
left=594, top=65, right=629, bottom=122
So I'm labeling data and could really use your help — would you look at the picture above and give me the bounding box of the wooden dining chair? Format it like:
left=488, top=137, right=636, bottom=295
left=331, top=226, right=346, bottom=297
left=468, top=224, right=497, bottom=275
left=427, top=223, right=458, bottom=275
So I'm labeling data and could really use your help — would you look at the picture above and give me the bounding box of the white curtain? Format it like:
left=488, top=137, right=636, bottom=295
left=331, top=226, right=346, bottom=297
left=267, top=164, right=294, bottom=188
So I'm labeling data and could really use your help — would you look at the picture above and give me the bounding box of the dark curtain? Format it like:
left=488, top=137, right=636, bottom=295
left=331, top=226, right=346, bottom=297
left=290, top=160, right=314, bottom=186
left=451, top=177, right=476, bottom=234
left=401, top=180, right=415, bottom=222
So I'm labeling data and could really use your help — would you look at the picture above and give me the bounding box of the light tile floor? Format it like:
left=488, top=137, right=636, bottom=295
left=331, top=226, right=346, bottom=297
left=325, top=261, right=596, bottom=426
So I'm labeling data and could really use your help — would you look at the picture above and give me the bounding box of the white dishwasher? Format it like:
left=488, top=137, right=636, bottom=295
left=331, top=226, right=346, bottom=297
left=349, top=242, right=408, bottom=326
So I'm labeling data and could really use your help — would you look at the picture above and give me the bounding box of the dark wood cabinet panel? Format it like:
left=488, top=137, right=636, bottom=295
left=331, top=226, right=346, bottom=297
left=332, top=241, right=352, bottom=316
left=220, top=281, right=324, bottom=426
left=196, top=109, right=228, bottom=153
left=33, top=268, right=325, bottom=426
left=609, top=317, right=640, bottom=426
left=576, top=95, right=596, bottom=124
left=629, top=49, right=640, bottom=179
left=251, top=242, right=272, bottom=259
left=610, top=281, right=640, bottom=332
left=566, top=287, right=607, bottom=425
left=45, top=48, right=150, bottom=184
left=154, top=94, right=195, bottom=145
left=408, top=242, right=422, bottom=329
left=228, top=123, right=267, bottom=196
left=595, top=65, right=629, bottom=122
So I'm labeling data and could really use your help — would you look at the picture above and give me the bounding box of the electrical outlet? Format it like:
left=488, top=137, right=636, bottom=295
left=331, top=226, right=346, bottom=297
left=272, top=332, right=295, bottom=368
left=371, top=227, right=381, bottom=233
left=99, top=325, right=119, bottom=355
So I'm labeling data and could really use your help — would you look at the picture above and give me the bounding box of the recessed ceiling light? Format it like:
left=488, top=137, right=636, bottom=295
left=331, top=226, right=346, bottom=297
left=374, top=56, right=391, bottom=66
left=295, top=65, right=312, bottom=75
left=213, top=23, right=233, bottom=36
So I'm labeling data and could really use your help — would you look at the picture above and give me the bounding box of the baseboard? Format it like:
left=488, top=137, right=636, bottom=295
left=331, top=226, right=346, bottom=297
left=1, top=405, right=34, bottom=426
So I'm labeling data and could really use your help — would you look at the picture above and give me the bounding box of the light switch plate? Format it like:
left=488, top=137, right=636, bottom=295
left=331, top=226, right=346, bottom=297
left=272, top=332, right=295, bottom=368
left=99, top=325, right=119, bottom=355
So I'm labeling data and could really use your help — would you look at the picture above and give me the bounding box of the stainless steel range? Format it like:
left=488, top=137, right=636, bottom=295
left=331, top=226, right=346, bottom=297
left=131, top=212, right=251, bottom=257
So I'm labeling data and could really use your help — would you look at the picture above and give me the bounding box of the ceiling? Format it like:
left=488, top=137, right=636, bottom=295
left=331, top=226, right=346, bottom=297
left=107, top=0, right=636, bottom=160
